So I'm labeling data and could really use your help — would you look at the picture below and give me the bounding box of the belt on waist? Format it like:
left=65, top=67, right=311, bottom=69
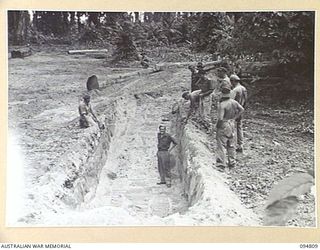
left=158, top=150, right=168, bottom=152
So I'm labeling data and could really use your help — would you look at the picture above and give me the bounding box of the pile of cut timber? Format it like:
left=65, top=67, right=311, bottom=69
left=67, top=49, right=109, bottom=59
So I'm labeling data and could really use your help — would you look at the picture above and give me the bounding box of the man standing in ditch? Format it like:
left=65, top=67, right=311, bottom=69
left=157, top=125, right=178, bottom=188
left=216, top=82, right=244, bottom=171
left=230, top=74, right=247, bottom=153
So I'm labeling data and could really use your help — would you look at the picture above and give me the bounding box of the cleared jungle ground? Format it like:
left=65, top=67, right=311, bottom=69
left=7, top=46, right=315, bottom=226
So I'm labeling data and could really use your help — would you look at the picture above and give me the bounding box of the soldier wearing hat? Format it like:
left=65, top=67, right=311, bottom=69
left=188, top=62, right=208, bottom=92
left=188, top=65, right=200, bottom=92
left=192, top=63, right=214, bottom=119
left=216, top=67, right=231, bottom=85
left=196, top=62, right=205, bottom=75
left=196, top=62, right=216, bottom=76
left=188, top=62, right=217, bottom=125
left=230, top=74, right=247, bottom=152
left=216, top=81, right=244, bottom=171
left=209, top=67, right=232, bottom=131
left=78, top=94, right=104, bottom=129
left=197, top=62, right=204, bottom=68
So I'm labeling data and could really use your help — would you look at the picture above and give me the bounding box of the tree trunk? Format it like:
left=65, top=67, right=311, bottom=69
left=32, top=11, right=38, bottom=29
left=88, top=12, right=100, bottom=27
left=62, top=12, right=69, bottom=34
left=8, top=11, right=29, bottom=45
left=70, top=12, right=75, bottom=25
left=144, top=12, right=153, bottom=23
left=76, top=12, right=81, bottom=32
left=128, top=12, right=134, bottom=22
left=134, top=12, right=139, bottom=23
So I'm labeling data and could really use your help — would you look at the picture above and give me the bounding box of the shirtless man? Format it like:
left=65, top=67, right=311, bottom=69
left=216, top=82, right=244, bottom=171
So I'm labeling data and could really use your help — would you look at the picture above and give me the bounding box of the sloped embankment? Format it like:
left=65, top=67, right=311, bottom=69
left=56, top=97, right=121, bottom=208
left=55, top=91, right=260, bottom=226
left=166, top=105, right=260, bottom=225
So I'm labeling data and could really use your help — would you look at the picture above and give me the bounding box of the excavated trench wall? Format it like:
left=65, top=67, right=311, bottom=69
left=168, top=104, right=259, bottom=225
left=58, top=97, right=121, bottom=207
left=171, top=120, right=204, bottom=207
left=170, top=103, right=206, bottom=207
left=58, top=95, right=195, bottom=209
left=57, top=92, right=259, bottom=225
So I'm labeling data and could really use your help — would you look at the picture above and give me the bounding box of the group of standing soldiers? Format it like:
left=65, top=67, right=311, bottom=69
left=156, top=62, right=248, bottom=187
left=184, top=62, right=248, bottom=171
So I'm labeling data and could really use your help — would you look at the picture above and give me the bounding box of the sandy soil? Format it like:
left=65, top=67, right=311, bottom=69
left=7, top=47, right=315, bottom=227
left=81, top=88, right=189, bottom=223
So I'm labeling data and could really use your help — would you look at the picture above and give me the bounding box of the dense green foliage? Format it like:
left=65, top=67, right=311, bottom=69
left=225, top=12, right=314, bottom=79
left=8, top=11, right=314, bottom=95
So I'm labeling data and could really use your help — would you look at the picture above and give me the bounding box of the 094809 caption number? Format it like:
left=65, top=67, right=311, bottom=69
left=300, top=244, right=318, bottom=248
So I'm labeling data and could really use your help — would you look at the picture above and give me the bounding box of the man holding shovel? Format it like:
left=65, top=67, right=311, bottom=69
left=79, top=94, right=105, bottom=129
left=157, top=125, right=177, bottom=188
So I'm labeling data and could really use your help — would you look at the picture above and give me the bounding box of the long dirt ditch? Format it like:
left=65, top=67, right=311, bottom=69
left=8, top=54, right=260, bottom=226
left=23, top=89, right=258, bottom=225
left=45, top=92, right=259, bottom=226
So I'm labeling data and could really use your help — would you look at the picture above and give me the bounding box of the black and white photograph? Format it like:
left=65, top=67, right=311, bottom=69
left=7, top=10, right=315, bottom=227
